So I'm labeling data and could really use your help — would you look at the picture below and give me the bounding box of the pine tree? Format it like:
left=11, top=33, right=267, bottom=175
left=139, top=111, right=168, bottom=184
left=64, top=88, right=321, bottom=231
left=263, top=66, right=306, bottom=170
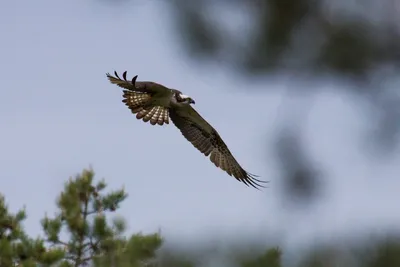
left=0, top=194, right=64, bottom=267
left=3, top=167, right=399, bottom=266
left=41, top=168, right=164, bottom=267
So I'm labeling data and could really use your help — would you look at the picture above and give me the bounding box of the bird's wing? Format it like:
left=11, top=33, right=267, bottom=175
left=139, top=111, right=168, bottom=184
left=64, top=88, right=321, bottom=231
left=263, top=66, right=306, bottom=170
left=106, top=71, right=170, bottom=95
left=107, top=71, right=170, bottom=125
left=169, top=106, right=267, bottom=189
left=122, top=90, right=170, bottom=125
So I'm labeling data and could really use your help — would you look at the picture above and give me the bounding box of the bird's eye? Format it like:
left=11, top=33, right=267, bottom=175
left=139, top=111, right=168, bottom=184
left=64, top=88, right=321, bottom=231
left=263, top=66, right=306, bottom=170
left=176, top=93, right=184, bottom=102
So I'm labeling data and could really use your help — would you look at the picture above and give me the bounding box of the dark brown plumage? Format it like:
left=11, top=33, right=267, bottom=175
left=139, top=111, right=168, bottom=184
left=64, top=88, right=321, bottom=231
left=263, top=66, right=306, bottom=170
left=107, top=71, right=268, bottom=189
left=169, top=109, right=266, bottom=189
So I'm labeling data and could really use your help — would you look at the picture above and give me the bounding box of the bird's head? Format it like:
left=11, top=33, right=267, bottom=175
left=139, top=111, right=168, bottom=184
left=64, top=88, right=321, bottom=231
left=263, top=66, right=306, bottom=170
left=175, top=92, right=195, bottom=105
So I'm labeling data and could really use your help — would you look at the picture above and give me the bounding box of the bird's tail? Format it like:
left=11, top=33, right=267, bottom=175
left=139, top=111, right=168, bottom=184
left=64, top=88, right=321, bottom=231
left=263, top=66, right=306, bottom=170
left=122, top=90, right=169, bottom=126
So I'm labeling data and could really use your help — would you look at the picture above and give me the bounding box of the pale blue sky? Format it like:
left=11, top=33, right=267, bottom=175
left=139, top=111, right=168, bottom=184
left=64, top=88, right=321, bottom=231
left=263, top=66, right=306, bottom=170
left=1, top=0, right=400, bottom=257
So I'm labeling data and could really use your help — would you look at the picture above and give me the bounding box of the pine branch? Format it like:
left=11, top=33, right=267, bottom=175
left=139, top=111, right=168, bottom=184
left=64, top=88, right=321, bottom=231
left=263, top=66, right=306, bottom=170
left=75, top=192, right=90, bottom=267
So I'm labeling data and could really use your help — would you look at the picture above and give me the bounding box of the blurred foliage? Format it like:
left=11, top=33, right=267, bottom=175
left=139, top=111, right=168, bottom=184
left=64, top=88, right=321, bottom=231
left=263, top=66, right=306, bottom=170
left=168, top=0, right=400, bottom=79
left=161, top=0, right=400, bottom=205
left=274, top=128, right=323, bottom=207
left=366, top=239, right=400, bottom=267
left=240, top=247, right=282, bottom=267
left=166, top=1, right=400, bottom=150
left=1, top=168, right=400, bottom=266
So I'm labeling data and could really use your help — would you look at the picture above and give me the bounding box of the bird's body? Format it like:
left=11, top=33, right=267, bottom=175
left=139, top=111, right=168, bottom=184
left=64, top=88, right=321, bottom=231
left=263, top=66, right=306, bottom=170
left=106, top=71, right=267, bottom=189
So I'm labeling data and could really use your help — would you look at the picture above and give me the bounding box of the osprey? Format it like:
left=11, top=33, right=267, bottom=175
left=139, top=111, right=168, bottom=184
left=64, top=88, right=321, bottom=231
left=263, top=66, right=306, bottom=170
left=106, top=71, right=267, bottom=189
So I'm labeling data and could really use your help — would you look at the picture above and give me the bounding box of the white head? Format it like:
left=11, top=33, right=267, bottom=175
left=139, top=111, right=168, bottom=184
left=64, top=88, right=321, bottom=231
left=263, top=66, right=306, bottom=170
left=174, top=91, right=195, bottom=105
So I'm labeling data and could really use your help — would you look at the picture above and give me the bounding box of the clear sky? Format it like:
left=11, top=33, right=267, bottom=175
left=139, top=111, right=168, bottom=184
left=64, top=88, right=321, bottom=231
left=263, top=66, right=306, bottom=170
left=2, top=0, right=400, bottom=257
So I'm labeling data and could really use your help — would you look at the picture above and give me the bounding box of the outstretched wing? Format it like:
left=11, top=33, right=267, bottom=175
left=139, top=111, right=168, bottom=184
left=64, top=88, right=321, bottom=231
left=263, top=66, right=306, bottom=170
left=106, top=71, right=170, bottom=125
left=169, top=106, right=268, bottom=189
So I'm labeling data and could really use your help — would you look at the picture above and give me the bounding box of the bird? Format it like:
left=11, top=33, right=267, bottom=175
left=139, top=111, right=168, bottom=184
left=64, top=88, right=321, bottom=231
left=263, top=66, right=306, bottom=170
left=106, top=71, right=268, bottom=189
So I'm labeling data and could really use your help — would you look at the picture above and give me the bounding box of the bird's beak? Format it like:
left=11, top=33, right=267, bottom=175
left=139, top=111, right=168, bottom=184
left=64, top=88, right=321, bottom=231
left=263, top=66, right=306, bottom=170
left=190, top=98, right=195, bottom=104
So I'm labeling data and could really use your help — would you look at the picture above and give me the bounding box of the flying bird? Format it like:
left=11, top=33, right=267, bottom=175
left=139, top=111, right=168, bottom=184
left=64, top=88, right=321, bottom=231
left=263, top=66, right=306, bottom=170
left=106, top=71, right=268, bottom=189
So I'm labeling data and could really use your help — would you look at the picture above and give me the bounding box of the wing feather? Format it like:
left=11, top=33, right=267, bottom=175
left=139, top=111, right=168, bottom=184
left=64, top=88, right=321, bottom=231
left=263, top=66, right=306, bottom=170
left=106, top=71, right=146, bottom=92
left=106, top=71, right=171, bottom=95
left=121, top=90, right=169, bottom=126
left=169, top=107, right=268, bottom=189
left=107, top=71, right=172, bottom=126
